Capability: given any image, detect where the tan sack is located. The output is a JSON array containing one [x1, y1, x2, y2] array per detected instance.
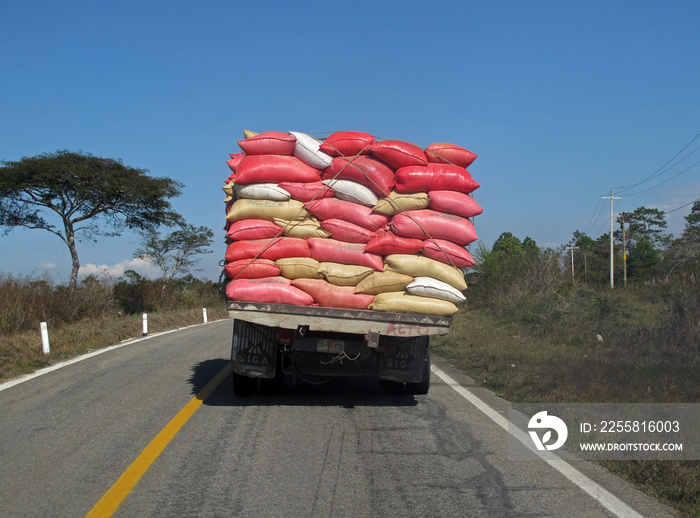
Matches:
[[276, 257, 321, 279], [385, 254, 467, 291], [355, 269, 415, 295], [273, 218, 330, 238], [318, 262, 374, 286], [369, 292, 459, 317], [372, 191, 430, 216], [225, 199, 309, 222]]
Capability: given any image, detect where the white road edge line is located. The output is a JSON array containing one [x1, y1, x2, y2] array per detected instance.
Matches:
[[431, 364, 645, 518], [0, 319, 227, 393]]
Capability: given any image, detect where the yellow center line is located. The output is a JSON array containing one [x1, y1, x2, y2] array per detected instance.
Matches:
[[86, 363, 232, 518]]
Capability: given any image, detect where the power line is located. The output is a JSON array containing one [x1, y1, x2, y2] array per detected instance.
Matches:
[[623, 157, 700, 196], [615, 130, 700, 193], [663, 198, 700, 215]]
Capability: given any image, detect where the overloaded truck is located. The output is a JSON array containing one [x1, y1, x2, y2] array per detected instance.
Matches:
[[227, 300, 451, 395], [222, 130, 481, 396]]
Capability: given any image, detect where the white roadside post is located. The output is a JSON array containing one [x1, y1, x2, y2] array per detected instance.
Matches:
[[142, 313, 148, 336], [203, 308, 208, 323], [40, 322, 50, 355]]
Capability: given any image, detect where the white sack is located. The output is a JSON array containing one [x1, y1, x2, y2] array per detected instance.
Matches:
[[289, 131, 333, 169], [322, 179, 378, 207], [406, 276, 466, 303], [234, 183, 291, 201]]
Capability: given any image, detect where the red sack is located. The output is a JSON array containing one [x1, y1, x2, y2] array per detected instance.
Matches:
[[291, 278, 375, 310], [226, 152, 244, 175], [237, 131, 296, 156], [391, 210, 478, 245], [225, 259, 281, 279], [236, 155, 322, 185], [226, 277, 315, 305], [424, 142, 478, 168], [395, 163, 480, 194], [428, 191, 483, 218], [307, 238, 384, 271], [365, 230, 424, 255], [323, 156, 394, 197], [278, 181, 335, 202], [320, 219, 375, 244], [225, 237, 312, 262], [305, 198, 389, 231], [319, 131, 375, 156], [422, 239, 476, 268], [226, 219, 283, 241], [369, 140, 428, 169]]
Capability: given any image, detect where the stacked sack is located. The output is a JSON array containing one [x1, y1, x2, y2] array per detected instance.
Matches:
[[223, 130, 482, 317]]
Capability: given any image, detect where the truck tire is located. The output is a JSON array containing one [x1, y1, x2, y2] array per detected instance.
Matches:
[[260, 352, 285, 395], [232, 372, 257, 396], [405, 347, 430, 395]]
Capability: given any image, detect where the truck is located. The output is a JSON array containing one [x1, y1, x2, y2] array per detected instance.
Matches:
[[227, 300, 452, 396]]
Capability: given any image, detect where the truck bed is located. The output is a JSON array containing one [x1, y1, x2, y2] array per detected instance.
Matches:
[[227, 300, 452, 337]]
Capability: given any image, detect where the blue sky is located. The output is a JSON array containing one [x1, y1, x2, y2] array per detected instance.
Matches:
[[1, 0, 699, 282]]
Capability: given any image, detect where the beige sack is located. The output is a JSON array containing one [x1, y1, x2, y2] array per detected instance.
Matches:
[[384, 254, 467, 291], [318, 262, 374, 286], [225, 199, 309, 222], [355, 269, 415, 295], [243, 129, 258, 139], [372, 191, 430, 216], [276, 257, 321, 279], [369, 291, 459, 317], [272, 218, 330, 239]]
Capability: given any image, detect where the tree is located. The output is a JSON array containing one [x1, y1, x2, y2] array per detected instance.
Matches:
[[0, 150, 183, 285], [662, 200, 700, 274], [617, 207, 670, 249], [134, 223, 214, 283]]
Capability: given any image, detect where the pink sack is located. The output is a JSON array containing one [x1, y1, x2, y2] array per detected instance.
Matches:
[[226, 152, 244, 175], [395, 163, 480, 194], [320, 219, 375, 244], [225, 259, 281, 279], [225, 237, 312, 262], [237, 131, 296, 156], [305, 198, 389, 231], [364, 230, 424, 255], [291, 278, 375, 310], [323, 156, 394, 197], [428, 190, 483, 218], [424, 142, 478, 168], [226, 277, 315, 305], [369, 140, 428, 169], [307, 238, 384, 271], [226, 219, 283, 241], [422, 239, 477, 268], [236, 155, 322, 185], [319, 131, 375, 156], [278, 181, 335, 202], [391, 210, 478, 245]]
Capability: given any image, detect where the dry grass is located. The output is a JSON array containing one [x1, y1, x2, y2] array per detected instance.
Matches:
[[0, 307, 228, 382], [432, 282, 699, 516]]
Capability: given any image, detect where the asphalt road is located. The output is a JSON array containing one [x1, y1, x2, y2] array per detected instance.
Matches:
[[0, 319, 676, 517]]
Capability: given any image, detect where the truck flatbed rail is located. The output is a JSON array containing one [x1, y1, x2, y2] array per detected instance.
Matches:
[[227, 300, 452, 337]]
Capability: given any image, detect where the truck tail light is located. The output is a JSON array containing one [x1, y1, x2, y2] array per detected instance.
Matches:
[[277, 330, 292, 345]]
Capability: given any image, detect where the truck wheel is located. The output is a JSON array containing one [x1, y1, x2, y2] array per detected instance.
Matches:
[[232, 372, 257, 396], [406, 348, 430, 395]]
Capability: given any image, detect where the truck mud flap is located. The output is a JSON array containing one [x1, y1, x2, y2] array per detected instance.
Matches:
[[231, 319, 278, 379], [378, 336, 429, 384]]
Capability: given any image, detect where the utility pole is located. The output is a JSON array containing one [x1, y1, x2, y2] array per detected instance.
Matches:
[[565, 246, 578, 284], [621, 216, 627, 287], [601, 188, 622, 288]]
